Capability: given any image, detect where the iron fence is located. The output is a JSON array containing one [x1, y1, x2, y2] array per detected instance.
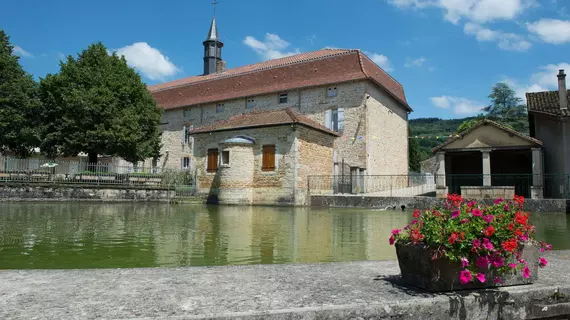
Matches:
[[0, 157, 196, 193], [308, 173, 570, 199]]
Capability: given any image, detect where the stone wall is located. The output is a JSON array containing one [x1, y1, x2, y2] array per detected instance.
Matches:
[[365, 82, 409, 175], [192, 126, 297, 205], [158, 108, 193, 170], [461, 186, 515, 200], [296, 127, 335, 205], [0, 184, 174, 202]]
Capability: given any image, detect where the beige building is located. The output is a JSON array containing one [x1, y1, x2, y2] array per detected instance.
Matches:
[[148, 17, 412, 204]]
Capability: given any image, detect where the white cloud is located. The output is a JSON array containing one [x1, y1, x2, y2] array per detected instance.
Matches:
[[364, 51, 394, 71], [114, 42, 180, 81], [387, 0, 536, 24], [464, 23, 532, 51], [528, 19, 570, 44], [430, 95, 487, 115], [57, 52, 66, 61], [404, 57, 427, 68], [503, 63, 570, 102], [243, 33, 300, 60], [13, 45, 34, 58]]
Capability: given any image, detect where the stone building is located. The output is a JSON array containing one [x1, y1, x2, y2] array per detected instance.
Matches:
[[148, 17, 412, 204], [527, 69, 570, 198]]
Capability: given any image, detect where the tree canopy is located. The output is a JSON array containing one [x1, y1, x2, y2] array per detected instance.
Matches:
[[39, 42, 163, 163], [0, 30, 41, 157], [408, 127, 427, 172], [483, 82, 527, 119]]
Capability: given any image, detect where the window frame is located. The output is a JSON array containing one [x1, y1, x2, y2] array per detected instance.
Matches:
[[246, 98, 255, 109], [216, 103, 225, 113], [261, 145, 276, 172], [182, 157, 191, 169], [327, 87, 338, 98], [207, 149, 219, 173], [279, 93, 288, 104], [221, 150, 230, 167]]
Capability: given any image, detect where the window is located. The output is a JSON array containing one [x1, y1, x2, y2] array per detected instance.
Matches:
[[216, 103, 224, 113], [183, 108, 191, 118], [325, 108, 344, 132], [221, 151, 230, 166], [246, 99, 255, 109], [327, 87, 338, 98], [207, 149, 219, 173], [279, 93, 288, 104], [262, 145, 276, 171], [182, 157, 191, 169]]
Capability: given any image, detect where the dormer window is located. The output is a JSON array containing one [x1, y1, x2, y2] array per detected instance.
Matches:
[[279, 93, 288, 104], [247, 99, 255, 109], [216, 103, 224, 113], [327, 87, 338, 98]]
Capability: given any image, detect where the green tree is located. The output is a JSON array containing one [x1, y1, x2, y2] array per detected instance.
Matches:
[[483, 82, 526, 119], [409, 128, 426, 172], [39, 42, 163, 164], [0, 30, 41, 157], [456, 118, 480, 134]]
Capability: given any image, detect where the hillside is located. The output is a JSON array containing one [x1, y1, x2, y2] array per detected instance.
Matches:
[[409, 116, 530, 159]]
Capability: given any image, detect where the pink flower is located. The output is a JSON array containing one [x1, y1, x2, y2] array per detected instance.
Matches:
[[459, 270, 472, 284], [451, 210, 460, 218], [503, 204, 509, 211], [483, 215, 494, 223], [472, 209, 483, 217], [546, 243, 552, 251], [508, 263, 517, 269], [520, 235, 529, 241], [476, 256, 489, 269], [523, 266, 531, 279], [411, 220, 419, 225], [472, 239, 482, 248], [494, 198, 504, 204], [540, 247, 545, 253], [493, 276, 503, 284], [391, 229, 401, 236], [491, 256, 505, 268], [461, 219, 470, 224], [467, 201, 476, 208], [389, 235, 395, 245], [539, 257, 548, 268], [482, 238, 494, 251], [461, 257, 469, 269], [476, 273, 486, 283]]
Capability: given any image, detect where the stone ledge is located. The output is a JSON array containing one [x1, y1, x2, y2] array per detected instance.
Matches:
[[0, 251, 568, 319]]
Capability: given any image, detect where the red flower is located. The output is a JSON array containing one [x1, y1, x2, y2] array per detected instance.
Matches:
[[501, 239, 518, 252], [484, 226, 495, 237], [515, 211, 529, 225], [413, 209, 421, 218], [507, 223, 515, 231], [448, 232, 460, 245], [514, 195, 525, 207], [514, 228, 523, 237], [410, 228, 424, 243]]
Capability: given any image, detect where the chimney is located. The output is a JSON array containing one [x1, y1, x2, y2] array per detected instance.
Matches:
[[216, 60, 226, 74], [559, 69, 568, 110]]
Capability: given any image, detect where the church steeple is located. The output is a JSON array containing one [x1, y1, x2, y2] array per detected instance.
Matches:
[[203, 16, 224, 75]]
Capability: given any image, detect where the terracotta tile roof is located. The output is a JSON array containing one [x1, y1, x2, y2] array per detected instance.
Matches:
[[189, 107, 340, 136], [432, 119, 542, 153], [526, 90, 570, 118], [149, 49, 411, 112]]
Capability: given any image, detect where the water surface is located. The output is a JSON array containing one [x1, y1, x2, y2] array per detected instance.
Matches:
[[0, 203, 567, 269]]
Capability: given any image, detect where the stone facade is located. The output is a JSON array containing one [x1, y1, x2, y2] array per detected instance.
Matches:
[[0, 185, 174, 202], [192, 125, 335, 206], [158, 80, 409, 178]]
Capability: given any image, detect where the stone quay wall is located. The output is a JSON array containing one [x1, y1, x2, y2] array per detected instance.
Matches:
[[0, 184, 174, 202], [311, 195, 570, 213]]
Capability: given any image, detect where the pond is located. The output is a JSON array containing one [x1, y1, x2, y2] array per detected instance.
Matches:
[[0, 203, 568, 269]]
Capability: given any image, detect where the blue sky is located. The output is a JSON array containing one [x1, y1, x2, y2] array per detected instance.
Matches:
[[2, 0, 570, 119]]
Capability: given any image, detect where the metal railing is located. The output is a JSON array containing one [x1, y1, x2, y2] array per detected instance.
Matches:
[[308, 173, 570, 199], [0, 157, 195, 192]]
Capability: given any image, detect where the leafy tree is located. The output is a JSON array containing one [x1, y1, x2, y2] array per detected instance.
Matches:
[[483, 82, 526, 119], [39, 42, 162, 164], [409, 128, 427, 172], [0, 30, 41, 157]]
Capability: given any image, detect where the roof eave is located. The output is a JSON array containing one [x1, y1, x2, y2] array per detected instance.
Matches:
[[190, 122, 340, 137]]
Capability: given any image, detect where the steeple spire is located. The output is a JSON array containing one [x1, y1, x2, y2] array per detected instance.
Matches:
[[203, 0, 224, 75]]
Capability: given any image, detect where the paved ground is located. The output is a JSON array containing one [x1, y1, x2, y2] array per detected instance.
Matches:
[[1, 251, 569, 320]]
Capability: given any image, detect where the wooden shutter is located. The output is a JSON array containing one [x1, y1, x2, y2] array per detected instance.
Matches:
[[207, 149, 218, 172], [262, 145, 275, 171]]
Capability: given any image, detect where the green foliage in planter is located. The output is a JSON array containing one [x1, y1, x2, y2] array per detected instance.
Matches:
[[390, 194, 552, 285]]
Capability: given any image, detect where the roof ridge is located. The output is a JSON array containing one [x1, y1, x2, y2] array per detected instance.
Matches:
[[358, 51, 403, 87], [149, 49, 358, 93]]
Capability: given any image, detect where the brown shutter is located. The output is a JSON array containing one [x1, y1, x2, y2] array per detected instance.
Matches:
[[207, 149, 218, 172], [262, 145, 275, 171]]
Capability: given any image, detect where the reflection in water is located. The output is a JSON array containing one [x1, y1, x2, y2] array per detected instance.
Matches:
[[0, 203, 567, 269]]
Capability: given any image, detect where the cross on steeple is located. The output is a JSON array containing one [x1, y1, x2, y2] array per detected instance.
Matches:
[[203, 0, 224, 75]]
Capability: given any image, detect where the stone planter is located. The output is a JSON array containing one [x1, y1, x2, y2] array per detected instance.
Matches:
[[395, 241, 539, 292]]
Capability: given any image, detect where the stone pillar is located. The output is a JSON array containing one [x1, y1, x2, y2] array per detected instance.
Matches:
[[435, 152, 447, 198], [531, 148, 544, 199], [482, 150, 491, 187]]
